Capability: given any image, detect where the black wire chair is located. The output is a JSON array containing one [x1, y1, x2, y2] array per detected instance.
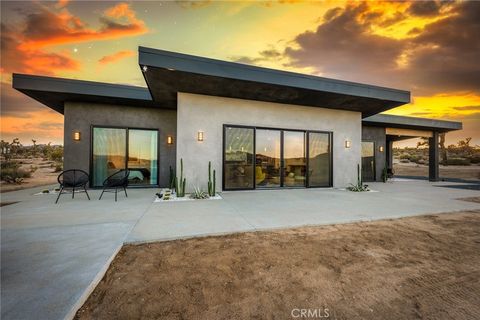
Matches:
[[99, 169, 130, 201], [55, 169, 91, 204]]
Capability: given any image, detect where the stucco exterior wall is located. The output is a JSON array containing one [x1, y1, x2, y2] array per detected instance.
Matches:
[[177, 93, 361, 192], [64, 102, 177, 187], [361, 125, 386, 182]]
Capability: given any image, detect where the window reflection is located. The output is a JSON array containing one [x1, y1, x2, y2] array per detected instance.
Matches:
[[255, 129, 281, 188], [284, 131, 306, 187], [308, 132, 331, 187], [224, 127, 254, 189]]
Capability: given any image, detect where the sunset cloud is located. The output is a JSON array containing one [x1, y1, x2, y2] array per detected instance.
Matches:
[[19, 3, 147, 50], [98, 50, 135, 65], [0, 2, 147, 77], [283, 1, 480, 96]]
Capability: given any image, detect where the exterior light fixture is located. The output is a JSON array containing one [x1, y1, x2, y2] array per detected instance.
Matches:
[[379, 146, 384, 152], [167, 135, 173, 145], [142, 65, 148, 72], [345, 140, 351, 148], [197, 131, 204, 142], [73, 131, 81, 141]]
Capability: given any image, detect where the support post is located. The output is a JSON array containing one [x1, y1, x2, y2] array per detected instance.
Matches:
[[386, 140, 393, 169], [429, 132, 439, 181]]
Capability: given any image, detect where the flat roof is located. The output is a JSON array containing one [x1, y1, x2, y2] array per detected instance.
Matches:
[[363, 114, 462, 133], [139, 47, 411, 117], [12, 73, 157, 114]]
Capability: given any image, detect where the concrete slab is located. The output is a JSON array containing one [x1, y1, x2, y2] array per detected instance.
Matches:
[[1, 185, 154, 320], [127, 180, 480, 243], [1, 180, 479, 320]]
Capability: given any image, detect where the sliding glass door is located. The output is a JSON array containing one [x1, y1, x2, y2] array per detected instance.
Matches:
[[308, 132, 331, 187], [92, 127, 159, 187], [128, 129, 158, 185], [284, 131, 306, 187], [224, 126, 254, 190], [92, 128, 127, 187], [223, 125, 332, 190], [255, 129, 281, 188], [361, 141, 375, 182]]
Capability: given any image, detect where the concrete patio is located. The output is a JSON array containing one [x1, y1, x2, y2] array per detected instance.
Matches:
[[1, 180, 480, 320]]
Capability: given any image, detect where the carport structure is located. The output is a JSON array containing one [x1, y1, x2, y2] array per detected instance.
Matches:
[[362, 114, 462, 181]]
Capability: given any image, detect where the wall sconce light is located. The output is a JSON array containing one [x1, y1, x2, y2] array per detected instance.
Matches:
[[197, 131, 204, 142], [167, 135, 173, 145], [345, 140, 351, 148], [379, 146, 384, 152], [73, 131, 81, 141]]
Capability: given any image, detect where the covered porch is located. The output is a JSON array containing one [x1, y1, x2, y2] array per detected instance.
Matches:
[[363, 114, 462, 181]]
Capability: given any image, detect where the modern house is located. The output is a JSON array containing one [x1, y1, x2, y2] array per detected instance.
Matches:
[[12, 46, 462, 192]]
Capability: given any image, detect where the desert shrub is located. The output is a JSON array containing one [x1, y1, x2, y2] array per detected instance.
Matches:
[[446, 158, 471, 166], [470, 153, 480, 164], [400, 159, 409, 163], [30, 165, 38, 173], [409, 155, 422, 163], [53, 164, 63, 172], [399, 154, 411, 160], [49, 148, 63, 162], [1, 162, 31, 182]]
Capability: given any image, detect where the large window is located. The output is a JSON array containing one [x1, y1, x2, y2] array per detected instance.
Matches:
[[308, 132, 331, 187], [223, 125, 332, 190], [92, 127, 158, 187], [255, 129, 281, 188], [284, 131, 306, 187], [128, 129, 158, 186], [224, 126, 254, 190]]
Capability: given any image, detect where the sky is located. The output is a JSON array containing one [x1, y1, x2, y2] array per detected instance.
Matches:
[[1, 0, 479, 147]]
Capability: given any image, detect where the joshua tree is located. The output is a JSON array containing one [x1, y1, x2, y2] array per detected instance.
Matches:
[[31, 139, 37, 157]]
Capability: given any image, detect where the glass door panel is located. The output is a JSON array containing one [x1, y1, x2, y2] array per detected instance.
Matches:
[[224, 126, 254, 189], [308, 132, 331, 187], [128, 129, 158, 185], [255, 129, 281, 188], [92, 128, 127, 187], [283, 131, 306, 187], [361, 141, 375, 182]]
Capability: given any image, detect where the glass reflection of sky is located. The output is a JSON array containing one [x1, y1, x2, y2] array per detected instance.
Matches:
[[284, 131, 305, 159], [256, 129, 280, 158], [309, 134, 329, 157]]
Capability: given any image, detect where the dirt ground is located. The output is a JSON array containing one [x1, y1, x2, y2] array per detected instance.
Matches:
[[0, 158, 58, 193], [394, 163, 480, 181], [76, 209, 480, 320]]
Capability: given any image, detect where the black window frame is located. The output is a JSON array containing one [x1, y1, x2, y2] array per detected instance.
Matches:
[[90, 125, 160, 188], [222, 124, 333, 191]]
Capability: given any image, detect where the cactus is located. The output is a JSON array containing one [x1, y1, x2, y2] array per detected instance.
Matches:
[[347, 163, 369, 192], [175, 158, 186, 197], [169, 166, 176, 189], [207, 161, 216, 197]]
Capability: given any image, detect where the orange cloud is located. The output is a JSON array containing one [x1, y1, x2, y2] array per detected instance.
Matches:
[[98, 50, 135, 65], [1, 2, 147, 77], [18, 3, 147, 51]]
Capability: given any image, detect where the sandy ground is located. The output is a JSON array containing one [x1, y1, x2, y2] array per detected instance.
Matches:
[[0, 158, 58, 193], [394, 162, 480, 181], [76, 209, 480, 320]]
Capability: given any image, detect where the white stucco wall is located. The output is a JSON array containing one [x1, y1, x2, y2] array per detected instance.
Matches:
[[177, 92, 361, 192]]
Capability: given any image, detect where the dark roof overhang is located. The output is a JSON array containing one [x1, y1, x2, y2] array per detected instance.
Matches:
[[12, 73, 158, 114], [138, 47, 411, 118], [362, 114, 462, 133]]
